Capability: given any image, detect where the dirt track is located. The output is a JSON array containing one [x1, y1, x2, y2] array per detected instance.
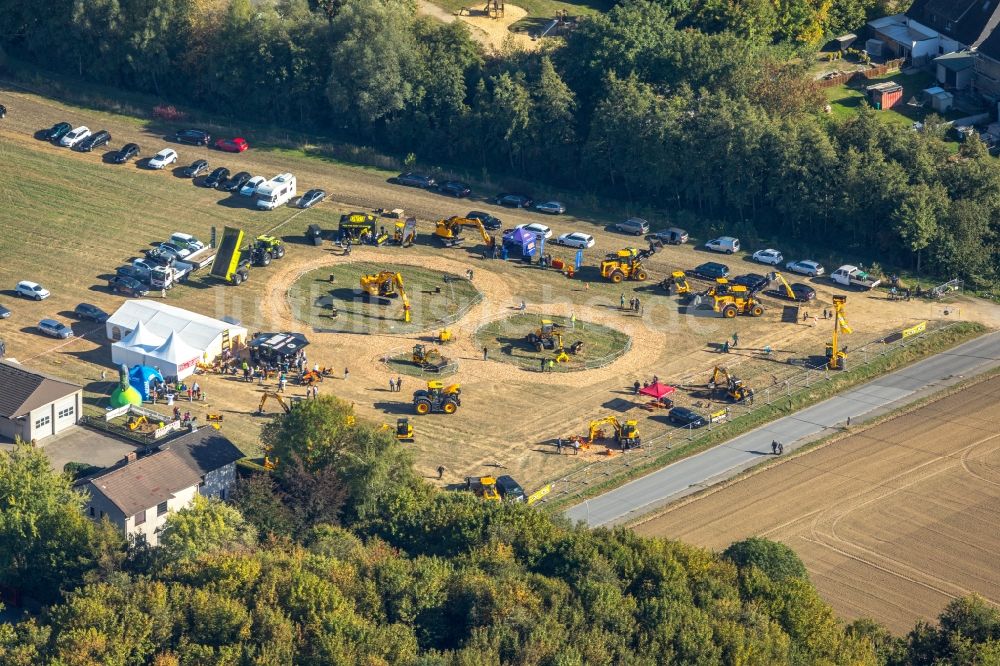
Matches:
[[634, 378, 1000, 633]]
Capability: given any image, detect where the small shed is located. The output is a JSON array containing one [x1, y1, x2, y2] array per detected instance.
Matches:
[[867, 81, 904, 110], [824, 33, 857, 52], [923, 86, 954, 113], [934, 51, 974, 89]]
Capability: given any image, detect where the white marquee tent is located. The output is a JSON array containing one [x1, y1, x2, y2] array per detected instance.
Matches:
[[107, 300, 247, 380]]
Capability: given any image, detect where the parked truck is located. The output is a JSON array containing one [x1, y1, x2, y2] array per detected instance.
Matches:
[[831, 265, 880, 290]]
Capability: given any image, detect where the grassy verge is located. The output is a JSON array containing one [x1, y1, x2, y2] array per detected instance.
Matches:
[[543, 321, 989, 511]]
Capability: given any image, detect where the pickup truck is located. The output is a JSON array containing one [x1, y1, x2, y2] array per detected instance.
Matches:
[[830, 265, 880, 290], [124, 259, 193, 290]]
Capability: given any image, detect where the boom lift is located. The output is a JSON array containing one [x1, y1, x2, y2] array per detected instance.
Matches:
[[359, 271, 412, 322], [709, 366, 754, 403], [600, 243, 660, 283], [587, 416, 641, 450], [826, 295, 851, 370], [412, 380, 462, 415], [434, 216, 495, 248], [257, 391, 291, 415]]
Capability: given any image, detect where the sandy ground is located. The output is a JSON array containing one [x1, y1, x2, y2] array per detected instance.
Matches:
[[416, 1, 538, 51], [1, 84, 998, 491], [634, 378, 1000, 633]]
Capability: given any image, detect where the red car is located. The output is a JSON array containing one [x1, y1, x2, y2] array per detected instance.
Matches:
[[215, 137, 249, 152]]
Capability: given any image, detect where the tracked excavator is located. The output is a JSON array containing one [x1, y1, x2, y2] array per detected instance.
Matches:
[[587, 416, 641, 450], [257, 391, 291, 415], [359, 270, 412, 322], [411, 344, 450, 372], [434, 216, 496, 248], [708, 366, 754, 403]]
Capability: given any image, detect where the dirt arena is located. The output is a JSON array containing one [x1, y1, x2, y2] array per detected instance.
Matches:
[[634, 377, 1000, 633]]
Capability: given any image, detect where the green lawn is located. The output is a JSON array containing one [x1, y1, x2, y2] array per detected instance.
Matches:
[[430, 0, 612, 19], [825, 70, 963, 129]]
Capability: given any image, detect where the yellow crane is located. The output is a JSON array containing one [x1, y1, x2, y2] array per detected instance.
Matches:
[[359, 270, 411, 322], [826, 295, 852, 370], [587, 416, 641, 450], [434, 216, 495, 248]]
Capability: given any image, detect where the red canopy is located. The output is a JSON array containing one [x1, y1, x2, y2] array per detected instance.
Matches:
[[639, 381, 675, 400]]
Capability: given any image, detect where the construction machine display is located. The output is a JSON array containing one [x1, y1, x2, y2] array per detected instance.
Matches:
[[434, 216, 496, 248], [359, 271, 412, 322], [411, 344, 450, 372], [600, 242, 660, 283], [711, 284, 764, 318], [250, 235, 286, 266], [709, 366, 754, 403], [526, 319, 560, 352], [381, 417, 414, 441], [826, 295, 851, 370], [660, 270, 690, 295], [587, 416, 642, 450], [256, 391, 291, 415], [465, 476, 501, 502], [210, 226, 251, 285], [412, 380, 462, 415]]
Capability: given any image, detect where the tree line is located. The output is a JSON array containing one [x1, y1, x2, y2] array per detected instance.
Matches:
[[1, 396, 1000, 664], [1, 0, 996, 283]]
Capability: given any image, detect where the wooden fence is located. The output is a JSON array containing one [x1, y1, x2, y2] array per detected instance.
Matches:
[[817, 58, 906, 88]]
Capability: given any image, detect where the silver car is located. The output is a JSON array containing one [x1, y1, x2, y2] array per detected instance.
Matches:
[[614, 218, 649, 235]]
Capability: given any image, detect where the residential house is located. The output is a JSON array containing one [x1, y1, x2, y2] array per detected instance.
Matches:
[[867, 0, 1000, 66], [0, 359, 82, 442], [975, 27, 1000, 100], [84, 426, 244, 545]]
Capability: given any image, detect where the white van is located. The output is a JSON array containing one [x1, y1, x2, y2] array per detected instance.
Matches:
[[256, 173, 297, 210], [704, 236, 740, 254]]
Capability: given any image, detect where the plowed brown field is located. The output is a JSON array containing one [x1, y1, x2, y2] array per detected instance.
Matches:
[[634, 377, 1000, 633]]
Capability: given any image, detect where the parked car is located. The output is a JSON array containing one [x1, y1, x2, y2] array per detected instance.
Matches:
[[534, 200, 566, 215], [215, 137, 248, 152], [691, 262, 730, 280], [38, 319, 74, 339], [113, 143, 140, 164], [787, 283, 816, 301], [41, 121, 72, 141], [299, 189, 327, 208], [77, 129, 111, 152], [649, 227, 688, 244], [466, 211, 502, 230], [614, 218, 649, 235], [169, 232, 205, 252], [74, 303, 109, 322], [0, 304, 10, 319], [183, 159, 209, 178], [59, 125, 91, 147], [704, 236, 740, 254], [15, 280, 50, 300], [785, 259, 825, 277], [752, 248, 783, 265], [108, 275, 149, 297], [668, 406, 708, 428], [395, 172, 435, 188], [156, 242, 191, 260], [494, 475, 526, 503], [514, 222, 552, 239], [437, 180, 471, 197], [495, 193, 533, 208], [203, 167, 230, 188], [222, 171, 252, 192], [174, 128, 211, 145], [731, 273, 770, 293], [240, 175, 266, 196], [555, 232, 595, 248], [148, 148, 178, 169]]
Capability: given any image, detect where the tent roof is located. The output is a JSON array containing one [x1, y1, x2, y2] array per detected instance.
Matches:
[[108, 300, 246, 351], [119, 320, 164, 349], [151, 331, 201, 363], [639, 381, 675, 400]]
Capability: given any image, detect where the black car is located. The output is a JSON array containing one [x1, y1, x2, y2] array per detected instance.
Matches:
[[668, 407, 708, 428], [495, 475, 526, 503], [731, 273, 770, 293], [108, 275, 149, 297], [174, 128, 211, 145], [395, 172, 436, 188], [223, 171, 252, 192], [692, 262, 730, 280], [299, 189, 327, 208], [113, 143, 140, 164], [42, 121, 72, 142], [203, 167, 230, 188], [773, 283, 817, 302], [495, 193, 533, 208], [466, 211, 502, 230], [77, 129, 111, 152], [437, 180, 471, 197], [183, 159, 209, 178], [74, 303, 109, 322]]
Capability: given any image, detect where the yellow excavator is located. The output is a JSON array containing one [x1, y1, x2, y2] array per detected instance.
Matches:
[[434, 216, 495, 248], [709, 366, 754, 403], [600, 244, 659, 283], [553, 332, 583, 363], [359, 270, 411, 323], [380, 417, 414, 441], [826, 295, 852, 370], [412, 343, 450, 372], [257, 391, 291, 415], [767, 271, 798, 301], [127, 415, 149, 431], [587, 416, 642, 450]]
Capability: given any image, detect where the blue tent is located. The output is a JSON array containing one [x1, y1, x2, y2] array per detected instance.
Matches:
[[129, 365, 165, 400], [502, 227, 538, 258]]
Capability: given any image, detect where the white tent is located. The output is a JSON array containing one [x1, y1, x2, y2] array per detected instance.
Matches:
[[107, 300, 247, 379]]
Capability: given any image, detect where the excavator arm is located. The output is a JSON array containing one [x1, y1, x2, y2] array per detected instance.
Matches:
[[394, 272, 412, 323], [768, 271, 796, 300], [587, 416, 621, 443], [459, 218, 494, 246]]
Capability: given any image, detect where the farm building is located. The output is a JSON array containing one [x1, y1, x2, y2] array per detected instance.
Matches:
[[0, 359, 82, 442], [106, 300, 247, 380], [867, 81, 904, 109]]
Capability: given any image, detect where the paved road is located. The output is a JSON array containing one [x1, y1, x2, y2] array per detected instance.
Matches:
[[565, 331, 1000, 527]]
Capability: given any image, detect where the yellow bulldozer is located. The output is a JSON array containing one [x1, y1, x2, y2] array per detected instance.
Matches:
[[434, 216, 495, 249], [709, 366, 754, 403], [587, 416, 642, 450], [412, 380, 461, 415], [359, 270, 411, 323]]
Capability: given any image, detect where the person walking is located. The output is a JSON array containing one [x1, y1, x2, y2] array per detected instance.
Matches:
[[278, 372, 286, 393], [437, 465, 445, 480], [343, 367, 349, 381], [778, 442, 784, 455], [483, 346, 488, 361], [732, 332, 739, 348], [722, 340, 730, 353], [389, 378, 396, 392], [187, 386, 193, 402], [547, 359, 555, 373], [772, 440, 778, 455], [620, 293, 626, 310], [540, 357, 546, 372], [633, 380, 641, 394], [396, 377, 402, 394], [572, 440, 579, 455], [556, 437, 563, 454]]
